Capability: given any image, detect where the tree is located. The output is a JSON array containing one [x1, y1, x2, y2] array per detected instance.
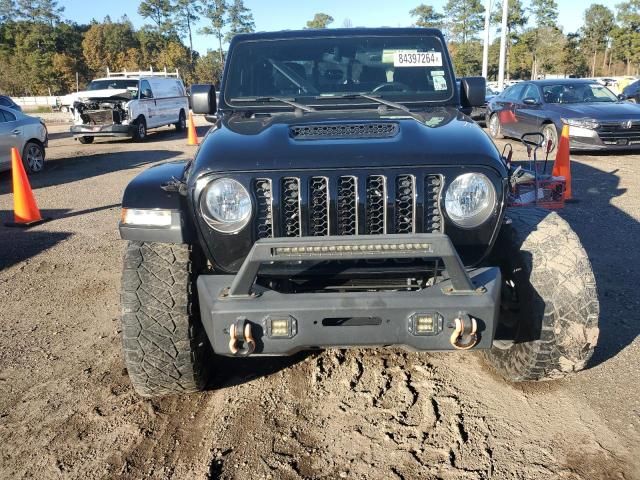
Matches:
[[409, 4, 443, 29], [306, 13, 333, 29], [581, 4, 615, 77], [528, 0, 558, 28], [225, 0, 254, 42], [612, 0, 640, 75], [194, 49, 224, 85], [138, 0, 175, 37], [82, 18, 139, 74], [443, 0, 484, 43], [174, 0, 202, 65], [17, 0, 64, 26], [342, 18, 353, 28], [449, 41, 483, 75], [562, 32, 588, 77], [200, 0, 227, 64]]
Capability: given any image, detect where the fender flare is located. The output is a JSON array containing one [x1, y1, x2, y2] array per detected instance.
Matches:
[[119, 161, 195, 244]]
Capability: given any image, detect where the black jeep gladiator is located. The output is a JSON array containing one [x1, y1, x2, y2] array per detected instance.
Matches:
[[118, 28, 599, 397]]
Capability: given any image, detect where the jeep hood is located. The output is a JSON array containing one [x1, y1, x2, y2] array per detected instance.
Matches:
[[192, 108, 503, 176]]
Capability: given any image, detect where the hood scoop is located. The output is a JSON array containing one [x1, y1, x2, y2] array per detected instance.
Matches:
[[290, 122, 399, 140]]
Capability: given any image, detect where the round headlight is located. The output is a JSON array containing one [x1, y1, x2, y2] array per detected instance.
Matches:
[[444, 173, 496, 228], [201, 178, 252, 233]]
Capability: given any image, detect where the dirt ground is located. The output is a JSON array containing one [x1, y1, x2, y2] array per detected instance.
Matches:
[[1, 120, 639, 480]]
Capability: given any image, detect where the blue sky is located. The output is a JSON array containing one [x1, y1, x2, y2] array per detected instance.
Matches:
[[59, 0, 622, 54]]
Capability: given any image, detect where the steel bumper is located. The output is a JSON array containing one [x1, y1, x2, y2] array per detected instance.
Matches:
[[197, 234, 501, 356], [70, 124, 133, 138]]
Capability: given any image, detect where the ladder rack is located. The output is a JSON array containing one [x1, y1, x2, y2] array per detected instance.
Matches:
[[105, 67, 180, 78]]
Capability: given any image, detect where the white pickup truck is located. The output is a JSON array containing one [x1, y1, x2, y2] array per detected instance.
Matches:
[[69, 70, 190, 143]]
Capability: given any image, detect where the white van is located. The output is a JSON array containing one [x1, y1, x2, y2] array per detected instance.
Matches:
[[69, 69, 190, 143]]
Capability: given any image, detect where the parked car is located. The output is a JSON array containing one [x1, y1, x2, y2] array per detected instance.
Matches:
[[620, 79, 640, 103], [0, 95, 23, 112], [0, 105, 47, 173], [486, 79, 640, 151], [69, 70, 189, 143], [117, 27, 599, 398]]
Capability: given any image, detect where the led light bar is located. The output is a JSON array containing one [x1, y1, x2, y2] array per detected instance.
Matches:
[[272, 242, 433, 257], [121, 208, 173, 227]]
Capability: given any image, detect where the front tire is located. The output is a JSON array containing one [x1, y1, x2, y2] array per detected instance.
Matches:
[[485, 208, 599, 381], [132, 116, 147, 142], [120, 242, 212, 397], [78, 136, 94, 144]]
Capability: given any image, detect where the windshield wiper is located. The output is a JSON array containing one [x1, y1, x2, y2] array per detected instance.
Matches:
[[326, 93, 422, 120], [229, 97, 316, 112]]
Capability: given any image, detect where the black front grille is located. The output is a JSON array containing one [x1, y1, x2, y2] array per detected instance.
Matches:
[[253, 171, 443, 239], [290, 123, 399, 140], [598, 121, 640, 134], [597, 122, 640, 144]]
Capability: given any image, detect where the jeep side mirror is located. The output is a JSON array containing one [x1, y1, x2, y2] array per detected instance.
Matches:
[[191, 84, 217, 116], [522, 97, 540, 106], [460, 77, 486, 108]]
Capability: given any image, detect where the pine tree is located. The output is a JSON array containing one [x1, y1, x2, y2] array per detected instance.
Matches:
[[225, 0, 254, 42], [443, 0, 484, 43]]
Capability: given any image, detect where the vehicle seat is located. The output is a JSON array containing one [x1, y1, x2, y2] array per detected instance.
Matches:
[[359, 66, 387, 85], [283, 62, 307, 81], [393, 67, 430, 91]]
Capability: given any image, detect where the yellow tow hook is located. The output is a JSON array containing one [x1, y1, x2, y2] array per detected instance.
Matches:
[[450, 316, 479, 350], [228, 319, 256, 356]]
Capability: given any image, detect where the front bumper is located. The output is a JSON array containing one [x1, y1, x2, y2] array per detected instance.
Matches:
[[70, 123, 133, 138], [197, 234, 501, 356], [569, 126, 640, 151]]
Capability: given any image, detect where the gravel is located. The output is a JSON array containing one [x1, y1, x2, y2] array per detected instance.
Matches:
[[0, 122, 638, 479]]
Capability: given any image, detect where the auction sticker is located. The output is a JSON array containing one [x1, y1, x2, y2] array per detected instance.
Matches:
[[394, 51, 442, 67]]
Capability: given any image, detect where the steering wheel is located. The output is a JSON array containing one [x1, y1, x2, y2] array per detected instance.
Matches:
[[372, 82, 410, 93]]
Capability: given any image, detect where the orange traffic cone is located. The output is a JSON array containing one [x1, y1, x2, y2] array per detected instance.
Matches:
[[552, 124, 572, 200], [5, 147, 49, 228], [187, 111, 199, 146]]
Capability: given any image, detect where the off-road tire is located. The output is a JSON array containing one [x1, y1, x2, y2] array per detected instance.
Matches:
[[485, 208, 599, 381], [78, 136, 94, 144], [132, 116, 147, 142], [489, 113, 504, 139], [120, 241, 212, 397], [175, 109, 186, 131]]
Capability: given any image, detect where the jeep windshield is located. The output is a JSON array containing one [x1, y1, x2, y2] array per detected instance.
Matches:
[[224, 34, 454, 109]]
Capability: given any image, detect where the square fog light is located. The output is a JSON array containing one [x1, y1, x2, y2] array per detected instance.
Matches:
[[266, 315, 297, 338], [410, 312, 443, 336]]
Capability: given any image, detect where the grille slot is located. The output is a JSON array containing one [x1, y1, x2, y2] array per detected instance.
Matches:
[[290, 123, 399, 140], [395, 175, 415, 234], [424, 175, 443, 233], [281, 177, 301, 237], [309, 177, 329, 236], [255, 179, 273, 239], [366, 175, 386, 234], [337, 176, 358, 235]]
